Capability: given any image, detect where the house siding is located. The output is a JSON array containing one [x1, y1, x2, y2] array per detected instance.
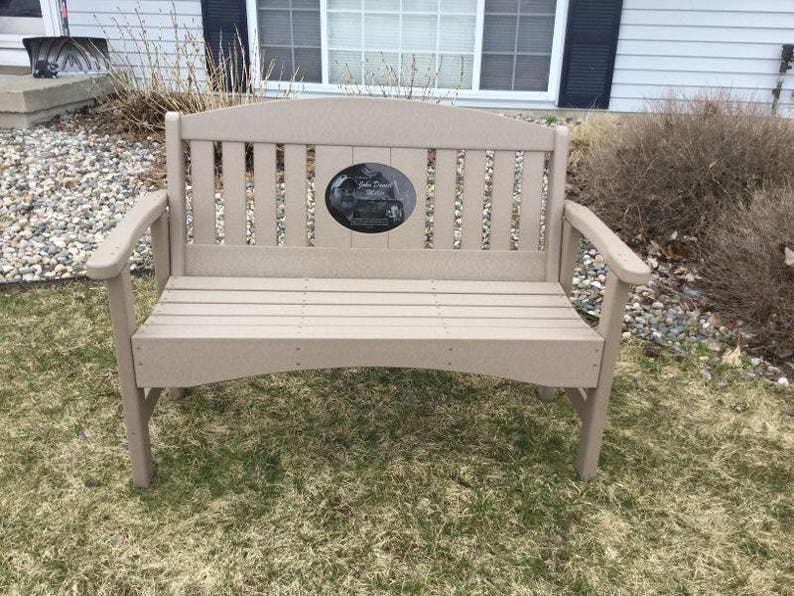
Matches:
[[66, 0, 204, 76], [611, 0, 794, 115]]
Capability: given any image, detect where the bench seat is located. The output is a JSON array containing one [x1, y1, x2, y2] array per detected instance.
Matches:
[[131, 276, 604, 389]]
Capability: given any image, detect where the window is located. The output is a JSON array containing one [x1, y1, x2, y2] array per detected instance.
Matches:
[[0, 0, 42, 18], [327, 0, 476, 89], [481, 0, 556, 91], [253, 0, 562, 95], [258, 0, 322, 82]]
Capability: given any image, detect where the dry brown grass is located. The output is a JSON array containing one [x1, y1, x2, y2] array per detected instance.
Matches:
[[1, 278, 793, 594], [571, 94, 794, 243], [700, 185, 794, 359]]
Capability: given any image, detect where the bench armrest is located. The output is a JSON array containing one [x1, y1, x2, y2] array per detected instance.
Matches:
[[563, 201, 651, 286], [86, 190, 169, 281]]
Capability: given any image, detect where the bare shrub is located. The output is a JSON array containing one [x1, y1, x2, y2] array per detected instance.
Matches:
[[573, 93, 794, 243], [700, 185, 794, 358], [336, 52, 462, 103], [100, 9, 299, 133]]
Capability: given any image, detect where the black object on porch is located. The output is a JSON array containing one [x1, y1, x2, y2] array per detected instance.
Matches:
[[23, 36, 110, 77]]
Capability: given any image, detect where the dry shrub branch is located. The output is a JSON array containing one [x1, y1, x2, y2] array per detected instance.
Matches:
[[700, 185, 794, 358], [99, 7, 299, 133], [572, 94, 794, 242]]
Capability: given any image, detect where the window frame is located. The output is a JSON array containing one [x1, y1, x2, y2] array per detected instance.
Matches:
[[246, 0, 569, 104]]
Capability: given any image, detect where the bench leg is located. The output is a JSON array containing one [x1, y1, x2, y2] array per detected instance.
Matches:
[[120, 385, 154, 488], [106, 271, 154, 488], [537, 386, 558, 402], [574, 272, 630, 480], [169, 387, 185, 400], [575, 383, 610, 480]]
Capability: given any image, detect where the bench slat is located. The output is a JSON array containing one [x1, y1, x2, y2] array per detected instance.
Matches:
[[544, 127, 568, 276], [314, 145, 353, 248], [253, 143, 277, 246], [461, 150, 486, 250], [388, 148, 427, 249], [490, 150, 517, 250], [222, 141, 247, 245], [166, 277, 564, 294], [158, 289, 572, 307], [518, 151, 545, 252], [152, 303, 582, 319], [190, 140, 216, 245], [145, 315, 587, 328], [136, 324, 596, 340], [432, 149, 458, 249], [284, 144, 308, 247], [184, 245, 547, 280]]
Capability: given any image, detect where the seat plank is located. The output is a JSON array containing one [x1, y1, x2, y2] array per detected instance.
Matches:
[[158, 289, 571, 307], [166, 276, 565, 295], [152, 302, 582, 320], [145, 315, 588, 328]]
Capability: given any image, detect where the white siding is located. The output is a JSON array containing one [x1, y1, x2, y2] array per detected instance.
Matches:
[[66, 0, 204, 80], [611, 0, 794, 116]]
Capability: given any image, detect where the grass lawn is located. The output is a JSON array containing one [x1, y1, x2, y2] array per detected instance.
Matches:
[[1, 276, 793, 595]]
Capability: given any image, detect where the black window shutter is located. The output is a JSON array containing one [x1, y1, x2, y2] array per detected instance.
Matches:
[[558, 0, 623, 109], [201, 0, 250, 89]]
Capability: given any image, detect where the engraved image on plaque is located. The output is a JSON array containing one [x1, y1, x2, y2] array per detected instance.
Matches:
[[325, 163, 416, 234]]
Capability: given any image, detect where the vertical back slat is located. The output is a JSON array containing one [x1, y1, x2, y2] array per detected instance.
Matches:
[[461, 150, 486, 250], [490, 151, 516, 250], [544, 127, 569, 280], [314, 145, 353, 248], [518, 151, 545, 252], [222, 141, 247, 245], [283, 144, 308, 247], [433, 149, 457, 249], [253, 143, 277, 246], [388, 148, 427, 249], [165, 112, 185, 275], [190, 140, 216, 245], [351, 146, 390, 248]]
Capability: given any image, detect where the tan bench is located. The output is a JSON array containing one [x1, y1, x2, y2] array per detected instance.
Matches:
[[86, 98, 650, 488]]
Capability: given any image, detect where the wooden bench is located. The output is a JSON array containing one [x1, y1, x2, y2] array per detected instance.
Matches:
[[86, 98, 650, 488]]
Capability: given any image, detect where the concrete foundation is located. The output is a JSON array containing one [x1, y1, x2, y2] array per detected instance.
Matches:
[[0, 74, 112, 129]]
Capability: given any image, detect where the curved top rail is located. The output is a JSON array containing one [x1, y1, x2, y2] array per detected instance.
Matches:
[[176, 97, 555, 151]]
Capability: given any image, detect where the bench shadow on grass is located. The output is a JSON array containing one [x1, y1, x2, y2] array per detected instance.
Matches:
[[144, 365, 598, 527]]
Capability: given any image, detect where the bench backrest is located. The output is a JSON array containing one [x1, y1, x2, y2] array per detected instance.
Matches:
[[165, 98, 568, 282]]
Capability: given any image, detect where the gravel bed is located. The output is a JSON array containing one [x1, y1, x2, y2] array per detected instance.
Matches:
[[0, 121, 161, 283], [1, 115, 788, 385]]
